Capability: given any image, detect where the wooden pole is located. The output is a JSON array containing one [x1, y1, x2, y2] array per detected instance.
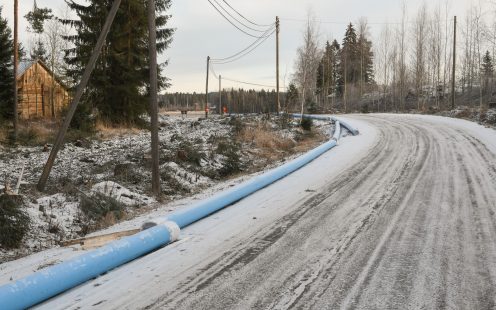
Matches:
[[37, 0, 122, 191], [148, 0, 160, 196], [451, 16, 457, 110], [205, 56, 210, 118], [219, 74, 222, 115], [276, 16, 280, 114], [13, 0, 18, 141]]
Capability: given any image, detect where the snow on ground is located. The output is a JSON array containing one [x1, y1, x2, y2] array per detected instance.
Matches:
[[0, 114, 331, 262], [0, 116, 370, 291], [13, 114, 496, 310]]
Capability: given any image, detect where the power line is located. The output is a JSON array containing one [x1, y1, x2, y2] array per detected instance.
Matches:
[[222, 77, 280, 89], [211, 64, 283, 89], [280, 17, 448, 26], [211, 0, 269, 33], [211, 27, 276, 64], [211, 25, 275, 62], [221, 0, 273, 28], [206, 0, 266, 38]]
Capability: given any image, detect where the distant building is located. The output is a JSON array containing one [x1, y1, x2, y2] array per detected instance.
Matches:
[[16, 59, 70, 119]]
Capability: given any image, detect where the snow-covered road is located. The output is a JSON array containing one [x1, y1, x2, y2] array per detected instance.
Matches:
[[4, 114, 496, 309]]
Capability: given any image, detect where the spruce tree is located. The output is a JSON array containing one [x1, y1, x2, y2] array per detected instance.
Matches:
[[0, 6, 14, 121], [482, 51, 494, 95], [317, 40, 340, 102], [62, 0, 174, 125], [25, 0, 52, 61], [340, 23, 359, 86], [357, 32, 374, 86]]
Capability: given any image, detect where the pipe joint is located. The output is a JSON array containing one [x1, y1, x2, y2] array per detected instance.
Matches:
[[142, 219, 180, 242]]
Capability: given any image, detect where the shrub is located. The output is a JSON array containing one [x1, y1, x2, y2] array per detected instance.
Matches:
[[278, 113, 292, 129], [79, 192, 125, 223], [300, 118, 313, 131], [176, 140, 205, 166], [0, 195, 30, 249], [216, 141, 242, 177], [229, 116, 245, 134]]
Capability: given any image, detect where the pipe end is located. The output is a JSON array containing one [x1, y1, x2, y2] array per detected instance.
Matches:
[[142, 219, 181, 242]]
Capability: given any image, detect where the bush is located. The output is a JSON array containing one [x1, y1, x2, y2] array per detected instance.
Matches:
[[66, 103, 96, 134], [176, 140, 205, 166], [300, 118, 313, 131], [0, 195, 30, 249], [278, 113, 292, 129], [79, 192, 125, 223], [216, 141, 242, 176], [229, 116, 245, 134]]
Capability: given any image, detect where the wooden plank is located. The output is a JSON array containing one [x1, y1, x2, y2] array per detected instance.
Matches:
[[61, 229, 141, 249]]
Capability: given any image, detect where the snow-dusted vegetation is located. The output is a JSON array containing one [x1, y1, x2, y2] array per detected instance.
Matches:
[[0, 114, 330, 262]]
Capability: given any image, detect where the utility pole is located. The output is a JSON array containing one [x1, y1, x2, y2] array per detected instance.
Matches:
[[205, 56, 210, 118], [276, 16, 280, 114], [451, 16, 457, 110], [148, 0, 160, 196], [37, 0, 122, 191], [219, 75, 222, 115], [13, 0, 18, 142]]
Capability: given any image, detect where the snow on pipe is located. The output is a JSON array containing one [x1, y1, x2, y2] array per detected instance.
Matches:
[[330, 116, 359, 136], [332, 121, 341, 141], [290, 114, 359, 136], [0, 130, 341, 309], [0, 222, 180, 310]]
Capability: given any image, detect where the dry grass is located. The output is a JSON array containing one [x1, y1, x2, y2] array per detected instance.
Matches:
[[0, 126, 8, 144], [95, 119, 143, 140], [0, 120, 59, 146], [238, 125, 295, 152]]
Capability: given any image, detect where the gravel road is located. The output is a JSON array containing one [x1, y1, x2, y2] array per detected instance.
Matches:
[[34, 115, 496, 309]]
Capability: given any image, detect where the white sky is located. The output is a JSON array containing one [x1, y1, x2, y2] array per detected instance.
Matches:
[[0, 0, 488, 92]]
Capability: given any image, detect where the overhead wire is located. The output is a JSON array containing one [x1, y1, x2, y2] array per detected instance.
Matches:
[[206, 0, 269, 38], [211, 27, 276, 64], [211, 65, 284, 89], [206, 0, 279, 91], [211, 25, 275, 63], [211, 0, 270, 33], [220, 0, 274, 27]]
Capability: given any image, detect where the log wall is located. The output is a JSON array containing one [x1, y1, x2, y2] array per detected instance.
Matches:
[[17, 62, 70, 120]]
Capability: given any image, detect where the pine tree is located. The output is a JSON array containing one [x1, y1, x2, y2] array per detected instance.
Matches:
[[357, 33, 374, 85], [0, 6, 14, 120], [62, 0, 174, 125], [25, 0, 52, 61], [30, 40, 47, 61], [481, 51, 494, 95], [340, 23, 359, 86], [317, 40, 340, 107]]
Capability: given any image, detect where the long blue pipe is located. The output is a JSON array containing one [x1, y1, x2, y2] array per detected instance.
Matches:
[[0, 115, 355, 309], [0, 225, 177, 310], [290, 114, 359, 136], [154, 139, 337, 228]]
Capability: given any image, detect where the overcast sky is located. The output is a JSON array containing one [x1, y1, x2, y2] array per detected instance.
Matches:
[[0, 0, 488, 93]]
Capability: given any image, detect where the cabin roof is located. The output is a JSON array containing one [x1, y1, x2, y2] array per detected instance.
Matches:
[[17, 60, 36, 77], [16, 59, 68, 90]]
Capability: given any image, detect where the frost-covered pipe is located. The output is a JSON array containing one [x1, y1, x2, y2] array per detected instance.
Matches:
[[0, 115, 356, 309], [290, 113, 359, 136], [0, 222, 180, 310], [330, 116, 359, 136], [332, 121, 341, 141], [146, 139, 337, 229]]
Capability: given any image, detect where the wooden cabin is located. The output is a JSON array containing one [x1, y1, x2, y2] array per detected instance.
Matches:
[[16, 59, 70, 120]]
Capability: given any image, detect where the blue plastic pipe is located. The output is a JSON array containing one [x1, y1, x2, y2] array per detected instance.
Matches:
[[330, 116, 359, 136], [290, 114, 359, 136], [153, 139, 337, 228], [0, 224, 178, 310], [0, 114, 356, 309]]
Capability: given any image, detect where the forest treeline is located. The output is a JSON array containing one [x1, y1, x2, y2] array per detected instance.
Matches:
[[2, 2, 496, 127], [0, 0, 174, 129]]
